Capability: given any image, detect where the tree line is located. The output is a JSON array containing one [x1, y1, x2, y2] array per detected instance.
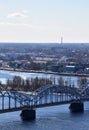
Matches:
[[6, 76, 52, 91], [0, 76, 88, 92]]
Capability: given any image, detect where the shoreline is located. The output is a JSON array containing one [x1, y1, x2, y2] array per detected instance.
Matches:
[[0, 68, 89, 77]]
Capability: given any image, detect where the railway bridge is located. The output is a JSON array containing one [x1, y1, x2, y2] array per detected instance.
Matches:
[[0, 84, 89, 120]]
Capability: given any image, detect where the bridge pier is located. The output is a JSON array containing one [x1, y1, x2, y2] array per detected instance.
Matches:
[[69, 101, 84, 113], [20, 109, 36, 121]]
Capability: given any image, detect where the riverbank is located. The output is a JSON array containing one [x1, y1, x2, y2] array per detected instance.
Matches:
[[0, 67, 89, 77]]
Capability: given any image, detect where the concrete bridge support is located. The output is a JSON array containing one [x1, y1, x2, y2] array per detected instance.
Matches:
[[20, 109, 36, 121], [69, 102, 84, 112]]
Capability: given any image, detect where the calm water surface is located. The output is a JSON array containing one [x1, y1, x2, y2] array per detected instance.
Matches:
[[0, 103, 89, 130]]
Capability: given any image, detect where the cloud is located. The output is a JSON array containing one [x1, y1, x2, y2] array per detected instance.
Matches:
[[7, 12, 28, 19], [0, 22, 32, 28]]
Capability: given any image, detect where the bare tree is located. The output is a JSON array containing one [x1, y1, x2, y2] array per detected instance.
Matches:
[[77, 77, 87, 90], [58, 76, 64, 86]]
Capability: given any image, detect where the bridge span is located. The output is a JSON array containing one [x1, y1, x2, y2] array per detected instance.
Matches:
[[0, 84, 89, 120]]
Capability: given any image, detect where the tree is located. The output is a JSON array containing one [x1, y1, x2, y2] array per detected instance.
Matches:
[[64, 77, 72, 87], [58, 76, 64, 86], [77, 77, 87, 90]]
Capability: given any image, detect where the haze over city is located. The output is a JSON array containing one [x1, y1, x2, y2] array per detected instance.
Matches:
[[0, 0, 89, 43]]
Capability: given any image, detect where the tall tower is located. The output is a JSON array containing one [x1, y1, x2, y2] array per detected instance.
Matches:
[[61, 37, 63, 44]]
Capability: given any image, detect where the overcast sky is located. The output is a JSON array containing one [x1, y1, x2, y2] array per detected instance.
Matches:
[[0, 0, 89, 43]]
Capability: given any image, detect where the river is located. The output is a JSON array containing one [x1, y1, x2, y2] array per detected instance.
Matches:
[[0, 70, 89, 130], [0, 103, 89, 130]]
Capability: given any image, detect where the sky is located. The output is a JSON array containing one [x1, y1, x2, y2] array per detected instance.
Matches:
[[0, 0, 89, 43]]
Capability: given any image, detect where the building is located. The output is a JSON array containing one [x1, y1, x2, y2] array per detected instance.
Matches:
[[64, 65, 76, 73]]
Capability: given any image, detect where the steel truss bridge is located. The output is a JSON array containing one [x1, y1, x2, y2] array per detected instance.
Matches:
[[0, 84, 89, 113]]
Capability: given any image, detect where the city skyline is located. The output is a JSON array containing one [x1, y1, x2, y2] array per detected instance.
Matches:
[[0, 0, 89, 43]]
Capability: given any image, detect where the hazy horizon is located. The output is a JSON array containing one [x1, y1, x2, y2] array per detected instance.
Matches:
[[0, 42, 89, 44]]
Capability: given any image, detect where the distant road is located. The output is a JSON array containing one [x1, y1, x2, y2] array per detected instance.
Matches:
[[0, 67, 89, 77]]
